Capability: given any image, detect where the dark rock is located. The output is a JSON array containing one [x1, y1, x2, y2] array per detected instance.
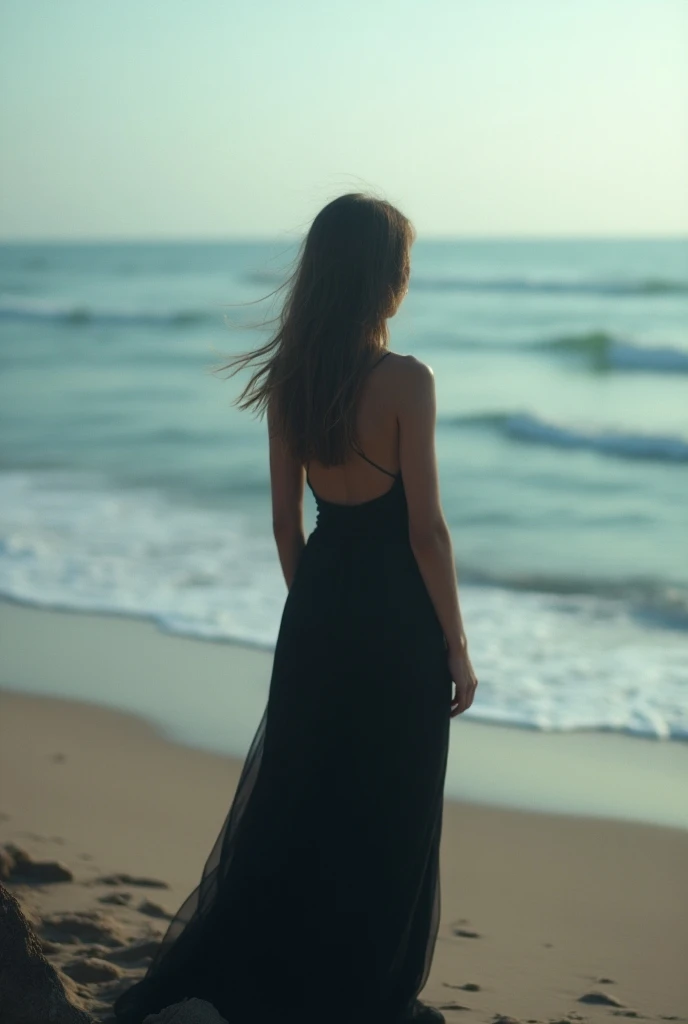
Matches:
[[0, 882, 93, 1023], [579, 990, 625, 1007], [106, 938, 162, 963], [63, 956, 122, 983], [598, 976, 616, 983], [40, 910, 127, 947], [438, 1001, 471, 1011], [461, 982, 481, 991], [138, 899, 173, 919], [492, 1017, 522, 1024], [96, 873, 169, 889], [98, 891, 132, 906], [452, 927, 481, 938]]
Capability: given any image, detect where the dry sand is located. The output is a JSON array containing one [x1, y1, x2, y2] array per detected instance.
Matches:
[[1, 608, 687, 1021]]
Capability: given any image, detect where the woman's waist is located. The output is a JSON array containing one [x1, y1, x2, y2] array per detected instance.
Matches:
[[309, 517, 410, 547]]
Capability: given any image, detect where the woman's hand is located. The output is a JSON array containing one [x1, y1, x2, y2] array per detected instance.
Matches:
[[448, 646, 478, 718]]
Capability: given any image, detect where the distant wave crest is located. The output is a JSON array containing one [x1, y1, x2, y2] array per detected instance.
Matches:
[[444, 411, 688, 464], [410, 274, 688, 297], [423, 329, 688, 375], [534, 330, 688, 373], [0, 299, 209, 327]]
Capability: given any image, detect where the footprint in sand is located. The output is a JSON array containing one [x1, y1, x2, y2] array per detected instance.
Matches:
[[2, 843, 74, 882], [98, 891, 132, 906], [63, 956, 123, 984], [579, 990, 625, 1007], [95, 872, 170, 889], [40, 910, 128, 948], [138, 898, 173, 919], [106, 938, 162, 963]]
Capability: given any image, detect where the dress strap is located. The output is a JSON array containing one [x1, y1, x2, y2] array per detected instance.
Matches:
[[349, 440, 399, 479], [305, 350, 396, 485], [373, 350, 391, 369], [350, 349, 398, 478]]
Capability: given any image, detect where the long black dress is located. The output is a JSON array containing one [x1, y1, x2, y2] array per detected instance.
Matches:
[[114, 401, 452, 1023]]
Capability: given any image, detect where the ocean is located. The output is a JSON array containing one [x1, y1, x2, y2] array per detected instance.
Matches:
[[1, 238, 687, 743]]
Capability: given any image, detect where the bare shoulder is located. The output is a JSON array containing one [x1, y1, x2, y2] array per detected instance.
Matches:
[[383, 352, 434, 379], [384, 353, 435, 404]]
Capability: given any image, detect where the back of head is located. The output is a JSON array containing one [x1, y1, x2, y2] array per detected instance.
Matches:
[[224, 192, 415, 465]]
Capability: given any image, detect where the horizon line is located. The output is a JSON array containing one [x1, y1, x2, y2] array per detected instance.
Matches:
[[1, 232, 687, 246]]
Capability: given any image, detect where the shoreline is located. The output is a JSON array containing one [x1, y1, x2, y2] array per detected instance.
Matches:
[[2, 598, 688, 831], [1, 688, 687, 1021]]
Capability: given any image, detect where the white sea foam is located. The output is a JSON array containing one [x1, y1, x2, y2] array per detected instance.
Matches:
[[1, 470, 686, 741]]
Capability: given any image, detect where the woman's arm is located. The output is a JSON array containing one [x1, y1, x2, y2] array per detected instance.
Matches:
[[268, 400, 306, 590], [397, 357, 477, 715]]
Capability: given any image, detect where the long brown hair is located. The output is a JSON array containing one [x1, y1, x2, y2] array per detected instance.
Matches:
[[217, 193, 415, 465]]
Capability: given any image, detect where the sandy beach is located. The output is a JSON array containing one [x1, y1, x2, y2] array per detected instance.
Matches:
[[1, 603, 687, 1022]]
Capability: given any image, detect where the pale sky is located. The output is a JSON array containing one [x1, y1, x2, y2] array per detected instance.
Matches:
[[1, 0, 686, 240]]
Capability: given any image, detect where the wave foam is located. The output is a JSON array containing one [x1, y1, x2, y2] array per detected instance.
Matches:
[[0, 469, 686, 740]]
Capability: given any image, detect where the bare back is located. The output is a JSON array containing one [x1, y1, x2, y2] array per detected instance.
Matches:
[[306, 351, 401, 506]]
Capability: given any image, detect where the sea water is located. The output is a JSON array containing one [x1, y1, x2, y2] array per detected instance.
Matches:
[[1, 238, 687, 742]]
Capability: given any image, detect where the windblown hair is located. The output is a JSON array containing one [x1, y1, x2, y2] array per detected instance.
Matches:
[[218, 193, 415, 465]]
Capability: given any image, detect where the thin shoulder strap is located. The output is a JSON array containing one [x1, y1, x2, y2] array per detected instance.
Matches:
[[350, 350, 398, 478], [350, 440, 398, 479], [306, 350, 397, 484]]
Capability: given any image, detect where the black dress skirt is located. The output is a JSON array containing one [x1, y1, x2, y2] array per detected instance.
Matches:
[[114, 468, 452, 1024]]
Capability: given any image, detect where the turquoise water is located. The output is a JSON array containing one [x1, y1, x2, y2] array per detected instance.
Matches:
[[1, 238, 687, 739]]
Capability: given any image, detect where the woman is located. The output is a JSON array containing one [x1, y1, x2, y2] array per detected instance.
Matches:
[[113, 193, 478, 1024]]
